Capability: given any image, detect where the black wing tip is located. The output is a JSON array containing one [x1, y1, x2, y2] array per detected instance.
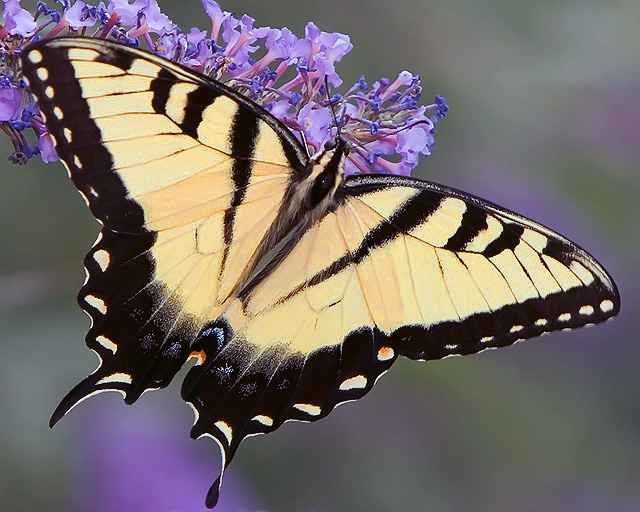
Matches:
[[49, 407, 64, 429], [49, 373, 133, 428], [49, 375, 95, 427], [205, 477, 222, 509]]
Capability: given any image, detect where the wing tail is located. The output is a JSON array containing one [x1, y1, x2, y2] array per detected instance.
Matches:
[[50, 228, 200, 424], [180, 321, 398, 506]]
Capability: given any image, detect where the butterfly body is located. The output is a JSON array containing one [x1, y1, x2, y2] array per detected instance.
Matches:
[[21, 37, 619, 508]]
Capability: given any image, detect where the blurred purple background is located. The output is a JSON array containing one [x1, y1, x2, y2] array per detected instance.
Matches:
[[1, 0, 639, 510]]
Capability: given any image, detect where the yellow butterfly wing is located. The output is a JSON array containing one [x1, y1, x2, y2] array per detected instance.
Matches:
[[22, 37, 309, 418], [181, 174, 619, 483]]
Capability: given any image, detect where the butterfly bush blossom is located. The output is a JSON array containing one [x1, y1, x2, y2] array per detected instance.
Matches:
[[0, 0, 448, 175]]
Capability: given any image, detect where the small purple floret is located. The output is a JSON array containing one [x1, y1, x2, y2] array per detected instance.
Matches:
[[2, 0, 38, 36], [0, 85, 23, 121]]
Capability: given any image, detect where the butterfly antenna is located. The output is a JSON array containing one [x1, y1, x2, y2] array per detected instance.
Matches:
[[346, 118, 433, 154], [324, 76, 342, 140], [297, 127, 311, 159]]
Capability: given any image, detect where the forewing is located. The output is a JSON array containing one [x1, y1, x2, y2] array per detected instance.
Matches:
[[21, 38, 308, 423], [181, 173, 619, 489]]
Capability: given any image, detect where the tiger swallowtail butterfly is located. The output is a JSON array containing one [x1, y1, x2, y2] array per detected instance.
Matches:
[[21, 37, 620, 508]]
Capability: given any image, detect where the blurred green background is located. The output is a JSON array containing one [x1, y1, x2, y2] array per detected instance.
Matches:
[[1, 0, 639, 510]]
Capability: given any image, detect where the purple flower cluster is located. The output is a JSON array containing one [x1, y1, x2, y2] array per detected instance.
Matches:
[[0, 0, 447, 175]]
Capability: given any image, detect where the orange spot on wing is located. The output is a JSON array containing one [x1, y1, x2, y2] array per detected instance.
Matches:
[[377, 346, 394, 361], [188, 350, 206, 366]]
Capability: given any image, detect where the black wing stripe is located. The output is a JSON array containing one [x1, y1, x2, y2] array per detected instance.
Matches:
[[95, 47, 135, 71], [443, 205, 488, 251], [150, 68, 179, 115], [178, 85, 220, 138], [273, 189, 444, 303], [221, 106, 259, 268], [353, 190, 442, 262], [22, 46, 147, 231], [482, 223, 525, 257]]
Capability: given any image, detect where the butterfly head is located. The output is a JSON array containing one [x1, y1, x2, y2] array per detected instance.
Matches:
[[303, 136, 349, 210]]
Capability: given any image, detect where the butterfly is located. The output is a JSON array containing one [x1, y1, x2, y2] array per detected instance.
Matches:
[[21, 37, 620, 508]]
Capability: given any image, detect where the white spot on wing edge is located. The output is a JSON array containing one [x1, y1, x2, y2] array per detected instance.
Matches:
[[36, 67, 49, 81], [95, 335, 117, 354], [480, 336, 494, 343], [579, 305, 595, 316], [63, 127, 72, 142], [85, 294, 107, 314], [214, 420, 233, 444], [558, 312, 571, 322], [535, 318, 548, 327], [600, 299, 614, 313], [53, 106, 63, 119], [93, 249, 110, 271], [28, 50, 43, 64], [45, 85, 54, 98], [339, 375, 368, 391], [293, 403, 321, 416], [510, 325, 524, 333], [83, 307, 95, 330], [96, 372, 132, 385], [252, 415, 274, 427]]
